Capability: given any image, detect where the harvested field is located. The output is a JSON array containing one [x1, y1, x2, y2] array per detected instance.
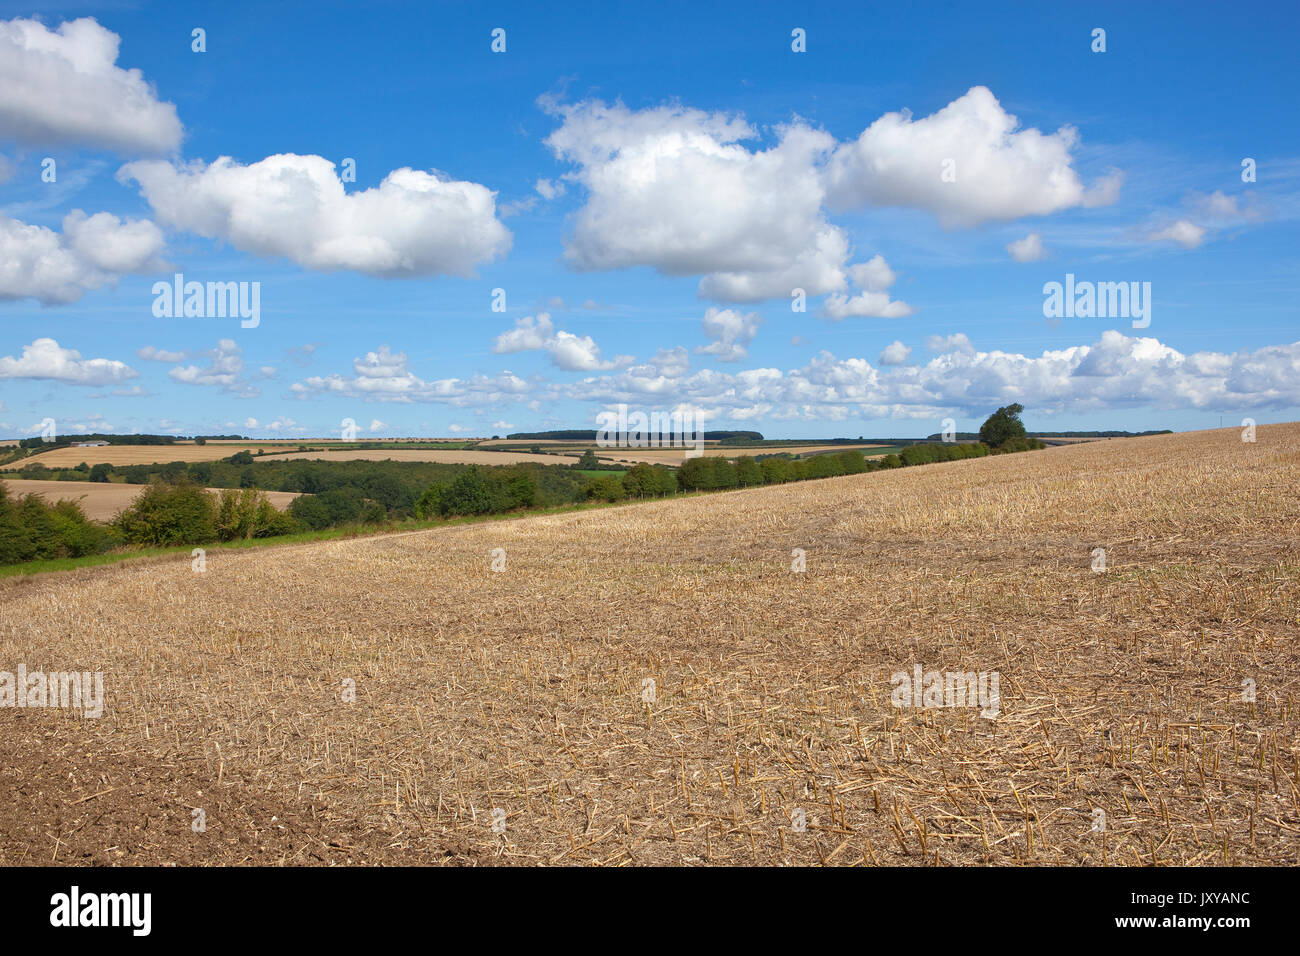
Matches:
[[0, 424, 1296, 866], [1, 479, 301, 521], [256, 449, 579, 465], [1, 444, 301, 470]]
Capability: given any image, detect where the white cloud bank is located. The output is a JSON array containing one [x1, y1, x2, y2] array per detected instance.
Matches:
[[289, 332, 1300, 420], [547, 331, 1300, 420], [291, 345, 532, 405]]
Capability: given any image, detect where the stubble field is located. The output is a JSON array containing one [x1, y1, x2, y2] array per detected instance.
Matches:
[[0, 425, 1296, 866]]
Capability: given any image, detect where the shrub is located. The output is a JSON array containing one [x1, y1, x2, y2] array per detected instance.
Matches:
[[289, 494, 332, 530], [760, 457, 792, 484], [677, 456, 738, 490], [734, 456, 763, 487], [252, 498, 299, 538], [0, 487, 116, 563], [991, 436, 1046, 454], [414, 484, 444, 519], [838, 450, 868, 474], [587, 476, 627, 502], [318, 486, 365, 524], [440, 468, 493, 516], [215, 488, 263, 541], [115, 481, 217, 546]]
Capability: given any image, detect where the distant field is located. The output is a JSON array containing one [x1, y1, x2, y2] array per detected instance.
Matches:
[[1, 479, 301, 521], [256, 448, 580, 465], [4, 439, 893, 471], [1, 443, 302, 470]]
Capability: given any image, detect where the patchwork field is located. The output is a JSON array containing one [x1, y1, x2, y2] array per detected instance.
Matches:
[[594, 443, 891, 466], [1, 479, 301, 521], [1, 443, 302, 470], [256, 449, 579, 465], [480, 441, 891, 466], [0, 425, 1296, 866]]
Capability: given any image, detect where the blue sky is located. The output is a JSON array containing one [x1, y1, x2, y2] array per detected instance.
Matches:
[[1, 0, 1297, 439]]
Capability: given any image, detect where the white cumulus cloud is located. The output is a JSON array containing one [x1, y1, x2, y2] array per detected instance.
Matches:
[[824, 86, 1107, 227], [493, 313, 632, 371], [695, 307, 761, 362], [879, 340, 912, 365], [1147, 219, 1206, 249], [0, 17, 182, 154], [120, 154, 511, 277], [0, 210, 164, 304], [168, 340, 258, 397], [1007, 232, 1048, 262], [0, 337, 137, 385], [823, 255, 914, 319], [544, 97, 849, 302]]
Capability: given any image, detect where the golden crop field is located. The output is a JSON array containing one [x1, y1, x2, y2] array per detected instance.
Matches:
[[256, 449, 580, 465], [1, 443, 302, 470], [0, 425, 1296, 866], [1, 479, 301, 521]]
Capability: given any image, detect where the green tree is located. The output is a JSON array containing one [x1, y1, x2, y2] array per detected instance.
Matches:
[[978, 404, 1027, 448]]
